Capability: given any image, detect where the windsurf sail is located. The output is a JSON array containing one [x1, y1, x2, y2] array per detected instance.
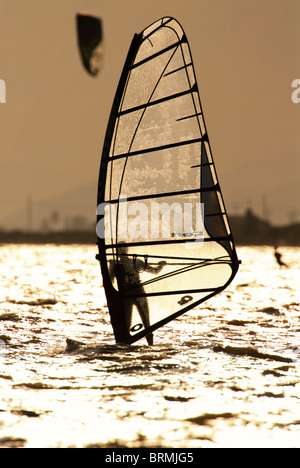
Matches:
[[76, 13, 104, 76], [96, 17, 240, 345]]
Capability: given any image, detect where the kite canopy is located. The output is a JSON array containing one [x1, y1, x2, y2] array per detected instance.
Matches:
[[96, 17, 239, 344], [76, 13, 103, 76]]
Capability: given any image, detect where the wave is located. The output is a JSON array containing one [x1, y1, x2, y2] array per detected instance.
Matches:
[[9, 298, 58, 306], [213, 345, 293, 363]]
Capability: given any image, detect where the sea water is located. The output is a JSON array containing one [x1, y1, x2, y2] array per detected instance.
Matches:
[[0, 244, 299, 448]]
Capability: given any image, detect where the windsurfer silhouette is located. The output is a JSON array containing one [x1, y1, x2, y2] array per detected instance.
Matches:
[[274, 246, 288, 268], [109, 245, 166, 345]]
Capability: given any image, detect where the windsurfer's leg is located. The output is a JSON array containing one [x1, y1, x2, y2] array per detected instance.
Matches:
[[146, 332, 153, 346], [124, 298, 133, 331], [136, 296, 153, 345]]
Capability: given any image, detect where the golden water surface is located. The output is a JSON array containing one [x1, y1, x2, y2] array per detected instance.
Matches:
[[0, 245, 299, 448]]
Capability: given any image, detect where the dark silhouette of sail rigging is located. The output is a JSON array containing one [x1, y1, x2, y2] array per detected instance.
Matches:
[[96, 17, 240, 345]]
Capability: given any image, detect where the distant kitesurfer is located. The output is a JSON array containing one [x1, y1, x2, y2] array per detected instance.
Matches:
[[109, 245, 166, 345], [76, 13, 104, 76], [274, 246, 288, 268]]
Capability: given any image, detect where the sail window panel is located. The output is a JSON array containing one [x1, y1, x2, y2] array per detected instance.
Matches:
[[161, 18, 185, 41], [121, 52, 174, 112], [110, 111, 144, 156], [119, 241, 233, 334], [126, 262, 232, 333], [106, 158, 126, 200], [113, 145, 201, 199], [130, 95, 202, 154], [123, 44, 192, 113], [152, 66, 195, 102], [138, 28, 178, 62], [122, 241, 229, 264], [141, 22, 163, 42], [150, 47, 195, 102], [122, 46, 195, 115], [142, 17, 183, 44], [115, 156, 160, 199], [134, 40, 153, 65], [127, 292, 208, 337], [160, 37, 193, 79], [104, 241, 232, 319], [134, 262, 232, 296], [122, 254, 201, 293], [142, 17, 172, 39], [136, 20, 184, 65], [152, 65, 195, 102], [107, 239, 230, 303]]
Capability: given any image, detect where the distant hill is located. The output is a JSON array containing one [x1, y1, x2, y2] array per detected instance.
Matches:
[[1, 182, 96, 231]]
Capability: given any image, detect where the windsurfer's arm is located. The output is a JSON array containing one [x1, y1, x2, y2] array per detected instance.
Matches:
[[145, 261, 166, 274]]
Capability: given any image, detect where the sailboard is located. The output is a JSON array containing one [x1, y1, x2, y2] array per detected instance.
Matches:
[[96, 17, 240, 345], [76, 13, 104, 76]]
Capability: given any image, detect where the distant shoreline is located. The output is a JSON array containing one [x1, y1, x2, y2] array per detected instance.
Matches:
[[229, 212, 300, 246], [1, 209, 299, 246], [0, 228, 299, 247], [0, 230, 97, 245]]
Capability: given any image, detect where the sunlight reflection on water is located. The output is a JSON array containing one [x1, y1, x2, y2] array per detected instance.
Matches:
[[0, 244, 299, 448]]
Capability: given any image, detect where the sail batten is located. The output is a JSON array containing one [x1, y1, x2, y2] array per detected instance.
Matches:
[[97, 17, 239, 345], [109, 136, 206, 161], [117, 85, 198, 117], [164, 62, 193, 77], [125, 288, 221, 298], [108, 185, 219, 205], [104, 236, 233, 250], [177, 112, 203, 122]]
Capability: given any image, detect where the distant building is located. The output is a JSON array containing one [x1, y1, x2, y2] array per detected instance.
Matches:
[[67, 215, 91, 231]]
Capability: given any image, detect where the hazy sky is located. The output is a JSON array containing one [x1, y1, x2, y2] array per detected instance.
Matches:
[[1, 0, 299, 228]]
